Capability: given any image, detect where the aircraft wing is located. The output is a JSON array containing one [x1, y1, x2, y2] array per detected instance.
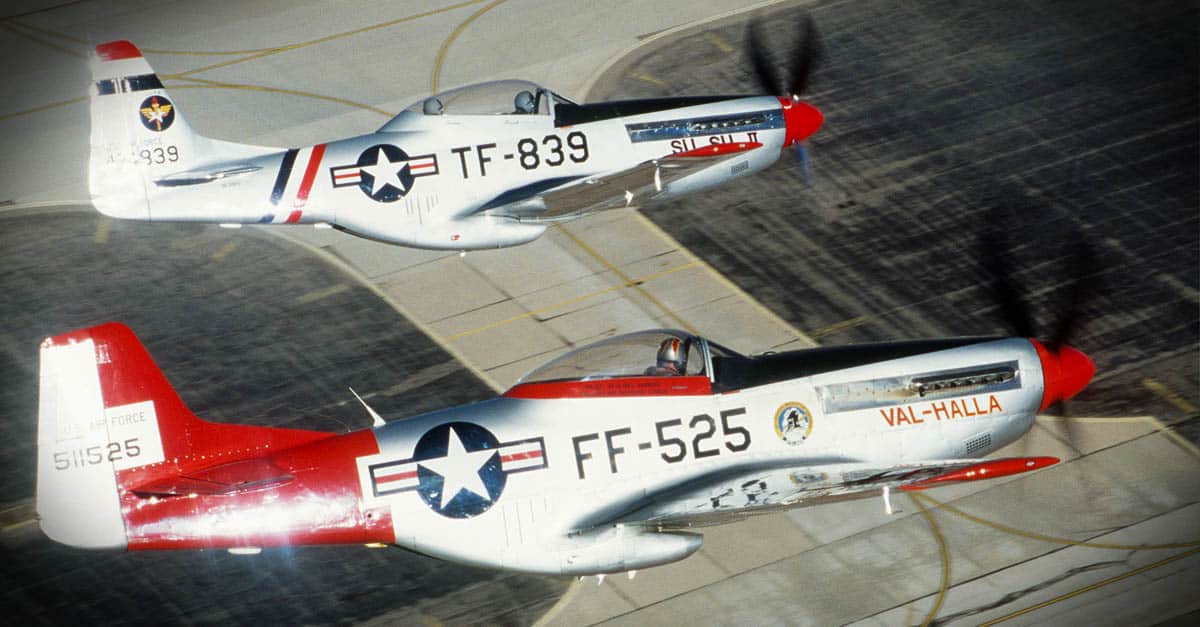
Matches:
[[483, 141, 763, 220], [592, 456, 1057, 530]]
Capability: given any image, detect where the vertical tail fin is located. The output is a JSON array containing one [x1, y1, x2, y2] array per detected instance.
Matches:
[[88, 41, 273, 219], [36, 330, 126, 548], [36, 323, 333, 549]]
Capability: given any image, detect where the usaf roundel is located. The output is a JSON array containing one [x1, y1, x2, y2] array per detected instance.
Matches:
[[329, 144, 439, 203], [365, 422, 547, 519]]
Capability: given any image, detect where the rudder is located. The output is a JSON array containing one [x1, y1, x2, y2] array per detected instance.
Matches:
[[88, 41, 275, 220], [36, 323, 334, 549]]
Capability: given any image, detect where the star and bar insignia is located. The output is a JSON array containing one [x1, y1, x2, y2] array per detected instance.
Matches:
[[365, 422, 547, 519], [330, 144, 438, 203]]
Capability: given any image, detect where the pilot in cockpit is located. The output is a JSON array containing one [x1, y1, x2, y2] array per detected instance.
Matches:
[[645, 338, 686, 376], [514, 90, 536, 114]]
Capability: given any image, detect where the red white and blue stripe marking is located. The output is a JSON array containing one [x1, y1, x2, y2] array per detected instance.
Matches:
[[261, 144, 327, 223]]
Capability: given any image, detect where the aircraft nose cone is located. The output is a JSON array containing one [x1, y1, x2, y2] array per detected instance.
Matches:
[[1031, 340, 1096, 410], [778, 98, 823, 146]]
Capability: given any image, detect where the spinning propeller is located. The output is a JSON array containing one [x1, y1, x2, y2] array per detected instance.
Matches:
[[979, 207, 1098, 449], [745, 13, 824, 174]]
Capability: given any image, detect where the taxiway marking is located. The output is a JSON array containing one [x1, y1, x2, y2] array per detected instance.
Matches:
[[702, 32, 735, 54], [1142, 377, 1199, 414], [93, 220, 110, 244], [913, 492, 1200, 551], [0, 21, 84, 58], [556, 222, 698, 333], [175, 0, 490, 79], [809, 315, 871, 339], [430, 0, 508, 92], [634, 73, 669, 88], [0, 1, 488, 121], [0, 95, 86, 122], [296, 283, 350, 305], [630, 211, 818, 350], [210, 241, 238, 262], [913, 494, 951, 627], [169, 78, 394, 118], [1142, 414, 1200, 460]]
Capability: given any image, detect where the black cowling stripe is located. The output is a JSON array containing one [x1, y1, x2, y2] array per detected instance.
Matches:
[[712, 337, 1003, 391]]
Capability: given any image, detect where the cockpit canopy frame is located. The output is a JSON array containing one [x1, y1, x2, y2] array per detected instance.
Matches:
[[515, 329, 742, 386], [404, 79, 575, 117]]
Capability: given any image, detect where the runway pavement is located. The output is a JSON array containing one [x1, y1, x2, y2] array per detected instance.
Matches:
[[1, 0, 1197, 625]]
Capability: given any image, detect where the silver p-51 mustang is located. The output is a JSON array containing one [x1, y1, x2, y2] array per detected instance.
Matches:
[[89, 28, 822, 250], [37, 322, 1092, 575]]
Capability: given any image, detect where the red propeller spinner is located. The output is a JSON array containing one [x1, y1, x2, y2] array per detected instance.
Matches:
[[1031, 340, 1095, 411], [779, 97, 823, 146]]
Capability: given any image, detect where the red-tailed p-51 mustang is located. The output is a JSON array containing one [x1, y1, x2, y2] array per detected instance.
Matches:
[[87, 22, 822, 250], [37, 321, 1093, 575]]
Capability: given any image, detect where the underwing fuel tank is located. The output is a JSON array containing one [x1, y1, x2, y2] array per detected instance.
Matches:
[[554, 525, 703, 575]]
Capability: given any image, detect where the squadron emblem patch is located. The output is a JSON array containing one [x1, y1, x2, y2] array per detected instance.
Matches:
[[774, 402, 813, 445], [138, 95, 174, 132]]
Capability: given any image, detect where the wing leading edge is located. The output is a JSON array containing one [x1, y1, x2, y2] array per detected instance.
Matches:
[[483, 141, 763, 221], [589, 456, 1058, 531]]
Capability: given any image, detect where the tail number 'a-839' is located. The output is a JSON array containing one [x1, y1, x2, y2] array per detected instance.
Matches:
[[572, 408, 750, 479]]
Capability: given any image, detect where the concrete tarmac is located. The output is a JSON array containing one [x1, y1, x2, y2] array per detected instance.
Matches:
[[1, 0, 1196, 625]]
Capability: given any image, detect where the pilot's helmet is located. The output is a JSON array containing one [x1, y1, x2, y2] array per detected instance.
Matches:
[[514, 90, 535, 114], [423, 97, 444, 115], [656, 338, 686, 373]]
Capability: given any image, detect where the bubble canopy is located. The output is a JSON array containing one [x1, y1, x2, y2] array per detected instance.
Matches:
[[515, 330, 739, 385], [404, 80, 575, 116]]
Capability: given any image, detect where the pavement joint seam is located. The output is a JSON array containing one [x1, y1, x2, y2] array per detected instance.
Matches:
[[978, 545, 1200, 626], [912, 492, 1200, 551], [443, 260, 701, 341], [857, 500, 1200, 625], [555, 222, 698, 333]]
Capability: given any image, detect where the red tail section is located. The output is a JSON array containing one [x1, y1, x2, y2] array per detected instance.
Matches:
[[60, 323, 334, 488], [38, 323, 392, 551]]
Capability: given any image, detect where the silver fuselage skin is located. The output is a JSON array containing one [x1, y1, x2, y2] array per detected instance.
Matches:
[[359, 338, 1040, 574]]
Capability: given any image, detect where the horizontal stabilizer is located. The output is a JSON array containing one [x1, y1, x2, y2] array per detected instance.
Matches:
[[131, 458, 294, 497], [153, 164, 263, 187]]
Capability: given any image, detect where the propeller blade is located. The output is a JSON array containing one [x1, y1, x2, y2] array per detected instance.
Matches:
[[977, 205, 1096, 456], [787, 14, 822, 98], [1049, 232, 1096, 349], [979, 221, 1036, 338], [795, 142, 810, 179], [746, 18, 783, 95]]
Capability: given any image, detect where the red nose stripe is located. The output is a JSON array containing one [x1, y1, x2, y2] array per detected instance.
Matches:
[[1031, 340, 1096, 410]]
